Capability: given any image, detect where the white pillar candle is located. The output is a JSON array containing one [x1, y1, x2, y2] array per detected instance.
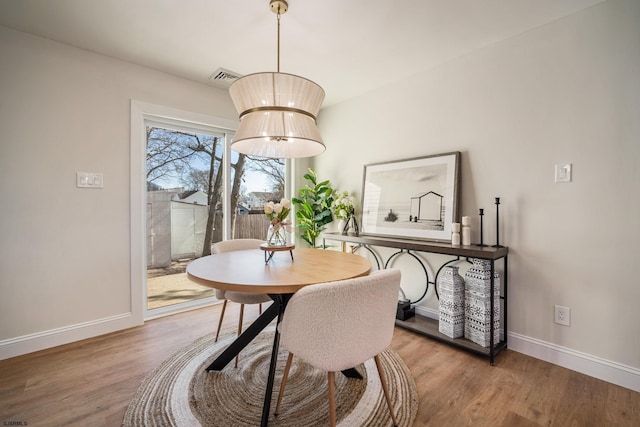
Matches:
[[462, 225, 471, 246], [452, 232, 461, 246], [461, 216, 471, 226]]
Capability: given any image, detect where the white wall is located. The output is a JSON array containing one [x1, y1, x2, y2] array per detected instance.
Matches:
[[0, 25, 237, 356], [315, 0, 639, 388]]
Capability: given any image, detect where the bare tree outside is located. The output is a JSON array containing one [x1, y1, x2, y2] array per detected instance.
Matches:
[[244, 157, 285, 201], [146, 127, 202, 184]]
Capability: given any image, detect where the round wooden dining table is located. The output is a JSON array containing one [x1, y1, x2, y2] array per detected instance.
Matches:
[[187, 246, 372, 293], [186, 247, 372, 426]]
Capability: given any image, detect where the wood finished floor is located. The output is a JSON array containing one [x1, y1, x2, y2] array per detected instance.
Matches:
[[1, 303, 638, 426]]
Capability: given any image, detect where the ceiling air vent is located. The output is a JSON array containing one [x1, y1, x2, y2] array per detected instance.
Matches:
[[208, 67, 242, 88]]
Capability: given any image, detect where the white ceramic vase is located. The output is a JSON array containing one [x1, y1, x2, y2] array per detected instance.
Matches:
[[464, 258, 501, 347], [337, 219, 347, 235], [438, 266, 465, 338]]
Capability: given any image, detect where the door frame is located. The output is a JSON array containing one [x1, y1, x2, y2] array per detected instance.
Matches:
[[130, 100, 238, 322]]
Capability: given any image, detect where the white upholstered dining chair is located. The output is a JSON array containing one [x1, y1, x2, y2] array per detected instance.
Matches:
[[211, 239, 272, 366], [275, 268, 402, 427]]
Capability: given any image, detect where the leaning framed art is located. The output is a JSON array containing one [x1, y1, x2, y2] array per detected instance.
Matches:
[[360, 152, 460, 242]]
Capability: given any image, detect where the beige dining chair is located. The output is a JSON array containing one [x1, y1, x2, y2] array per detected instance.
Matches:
[[211, 238, 272, 367], [275, 268, 402, 427]]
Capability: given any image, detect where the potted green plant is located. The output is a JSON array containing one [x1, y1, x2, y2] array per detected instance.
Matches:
[[292, 168, 334, 247]]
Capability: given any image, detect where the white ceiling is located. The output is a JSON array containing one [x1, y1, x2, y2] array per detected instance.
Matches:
[[0, 0, 604, 107]]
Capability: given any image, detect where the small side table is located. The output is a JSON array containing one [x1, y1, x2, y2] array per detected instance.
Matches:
[[260, 243, 295, 264]]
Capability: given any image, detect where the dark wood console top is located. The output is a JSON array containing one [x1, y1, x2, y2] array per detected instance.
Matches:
[[323, 232, 508, 260]]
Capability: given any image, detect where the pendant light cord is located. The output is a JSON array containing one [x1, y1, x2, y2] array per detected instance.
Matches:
[[276, 10, 281, 72]]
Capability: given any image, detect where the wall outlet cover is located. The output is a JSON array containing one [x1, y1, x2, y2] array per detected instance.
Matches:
[[555, 164, 572, 183]]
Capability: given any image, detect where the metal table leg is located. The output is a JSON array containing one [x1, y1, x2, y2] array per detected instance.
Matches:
[[206, 302, 281, 371]]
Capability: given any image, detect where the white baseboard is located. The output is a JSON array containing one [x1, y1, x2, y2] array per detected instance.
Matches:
[[0, 312, 140, 361], [413, 306, 640, 392], [508, 332, 640, 392], [415, 306, 438, 320], [0, 298, 220, 361]]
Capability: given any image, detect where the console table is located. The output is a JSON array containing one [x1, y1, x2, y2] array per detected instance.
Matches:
[[322, 232, 509, 365]]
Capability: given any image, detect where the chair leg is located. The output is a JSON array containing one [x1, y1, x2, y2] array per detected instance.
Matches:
[[214, 300, 228, 342], [235, 303, 245, 368], [328, 371, 336, 427], [275, 352, 294, 415], [259, 303, 263, 314], [374, 354, 398, 427]]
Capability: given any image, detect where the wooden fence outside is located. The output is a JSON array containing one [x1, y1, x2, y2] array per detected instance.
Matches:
[[210, 212, 274, 243]]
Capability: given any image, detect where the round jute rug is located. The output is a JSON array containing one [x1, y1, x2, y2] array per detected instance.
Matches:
[[123, 327, 418, 426]]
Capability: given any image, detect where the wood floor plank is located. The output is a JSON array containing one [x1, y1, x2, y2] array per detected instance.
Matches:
[[1, 304, 638, 426]]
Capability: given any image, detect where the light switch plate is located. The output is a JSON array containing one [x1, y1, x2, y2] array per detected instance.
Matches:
[[77, 172, 104, 188], [555, 164, 572, 183]]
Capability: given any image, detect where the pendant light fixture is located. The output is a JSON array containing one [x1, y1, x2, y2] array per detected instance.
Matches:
[[229, 0, 326, 159]]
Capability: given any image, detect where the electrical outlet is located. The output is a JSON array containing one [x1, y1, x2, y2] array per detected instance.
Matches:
[[555, 163, 572, 183], [554, 305, 571, 326]]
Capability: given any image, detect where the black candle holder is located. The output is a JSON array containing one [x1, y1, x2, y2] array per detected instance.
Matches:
[[477, 208, 487, 247], [341, 219, 349, 235], [492, 197, 504, 248]]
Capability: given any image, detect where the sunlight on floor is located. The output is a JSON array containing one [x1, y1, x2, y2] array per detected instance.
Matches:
[[147, 272, 215, 310]]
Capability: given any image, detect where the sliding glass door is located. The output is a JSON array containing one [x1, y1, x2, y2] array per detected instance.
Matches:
[[143, 116, 286, 315]]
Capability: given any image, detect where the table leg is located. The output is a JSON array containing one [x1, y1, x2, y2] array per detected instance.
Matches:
[[260, 295, 288, 426], [341, 367, 363, 379], [264, 250, 276, 264], [206, 302, 280, 371], [207, 294, 291, 427]]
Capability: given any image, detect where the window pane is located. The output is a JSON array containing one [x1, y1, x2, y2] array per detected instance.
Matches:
[[145, 124, 223, 310], [229, 154, 285, 240]]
